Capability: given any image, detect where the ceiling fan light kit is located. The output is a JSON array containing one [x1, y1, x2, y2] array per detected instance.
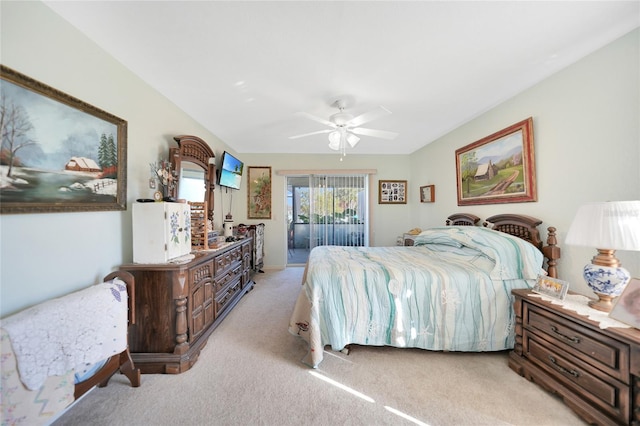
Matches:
[[328, 129, 361, 152], [328, 131, 341, 150], [290, 97, 398, 157]]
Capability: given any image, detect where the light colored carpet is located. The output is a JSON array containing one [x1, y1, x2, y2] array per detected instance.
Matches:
[[54, 267, 585, 426]]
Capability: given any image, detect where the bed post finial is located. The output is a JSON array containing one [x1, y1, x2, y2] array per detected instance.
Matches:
[[542, 227, 560, 278]]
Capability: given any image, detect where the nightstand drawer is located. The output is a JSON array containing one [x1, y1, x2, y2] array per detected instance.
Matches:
[[524, 303, 629, 383], [524, 332, 629, 423]]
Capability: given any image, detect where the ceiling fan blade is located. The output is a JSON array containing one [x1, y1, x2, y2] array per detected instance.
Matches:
[[348, 106, 392, 127], [294, 111, 335, 128], [351, 127, 399, 140], [289, 129, 333, 139]]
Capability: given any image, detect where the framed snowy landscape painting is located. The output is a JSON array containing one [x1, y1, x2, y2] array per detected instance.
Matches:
[[0, 65, 127, 214]]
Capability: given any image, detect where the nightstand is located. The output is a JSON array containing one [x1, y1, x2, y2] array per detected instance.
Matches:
[[510, 289, 640, 425], [403, 233, 417, 246]]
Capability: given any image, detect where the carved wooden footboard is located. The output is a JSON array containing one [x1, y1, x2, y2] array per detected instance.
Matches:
[[74, 271, 140, 398], [0, 271, 141, 425]]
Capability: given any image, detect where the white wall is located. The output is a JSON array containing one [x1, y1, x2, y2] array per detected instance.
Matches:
[[2, 2, 637, 316], [408, 28, 640, 297], [0, 1, 237, 315], [0, 2, 409, 315], [226, 153, 410, 269]]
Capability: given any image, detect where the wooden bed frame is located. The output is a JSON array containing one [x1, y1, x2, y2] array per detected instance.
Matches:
[[446, 213, 481, 226], [73, 271, 141, 399], [445, 213, 560, 278], [296, 212, 563, 361]]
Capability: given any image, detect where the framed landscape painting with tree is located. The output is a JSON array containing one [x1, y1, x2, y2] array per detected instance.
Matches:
[[455, 117, 536, 206], [0, 65, 127, 214]]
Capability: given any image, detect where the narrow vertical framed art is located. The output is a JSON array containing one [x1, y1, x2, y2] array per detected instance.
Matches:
[[247, 166, 272, 219]]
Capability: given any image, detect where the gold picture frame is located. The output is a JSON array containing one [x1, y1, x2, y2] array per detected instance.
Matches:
[[378, 180, 407, 204], [532, 275, 569, 301], [0, 65, 127, 214], [455, 117, 536, 206], [420, 185, 435, 203], [247, 166, 271, 219]]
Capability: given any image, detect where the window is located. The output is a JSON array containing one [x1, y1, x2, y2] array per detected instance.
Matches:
[[287, 174, 368, 265]]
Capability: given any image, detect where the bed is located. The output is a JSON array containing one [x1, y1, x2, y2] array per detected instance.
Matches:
[[288, 213, 560, 368]]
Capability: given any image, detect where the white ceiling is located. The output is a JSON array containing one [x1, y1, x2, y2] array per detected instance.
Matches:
[[43, 1, 639, 155]]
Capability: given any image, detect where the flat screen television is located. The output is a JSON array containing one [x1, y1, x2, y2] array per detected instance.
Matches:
[[217, 151, 244, 190]]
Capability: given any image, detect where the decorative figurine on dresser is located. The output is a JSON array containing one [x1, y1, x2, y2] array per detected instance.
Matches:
[[122, 136, 254, 375]]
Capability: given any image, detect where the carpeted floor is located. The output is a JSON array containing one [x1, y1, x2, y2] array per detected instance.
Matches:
[[53, 267, 585, 425]]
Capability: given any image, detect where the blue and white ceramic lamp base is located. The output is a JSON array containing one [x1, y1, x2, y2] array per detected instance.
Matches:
[[583, 263, 631, 312]]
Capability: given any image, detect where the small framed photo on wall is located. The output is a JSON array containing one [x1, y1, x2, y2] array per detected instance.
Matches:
[[378, 180, 407, 204], [420, 185, 435, 203]]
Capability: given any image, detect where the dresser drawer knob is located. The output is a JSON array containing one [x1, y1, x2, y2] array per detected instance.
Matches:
[[548, 355, 580, 378], [550, 325, 580, 344]]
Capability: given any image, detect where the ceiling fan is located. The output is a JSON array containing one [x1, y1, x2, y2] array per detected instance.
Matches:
[[289, 98, 399, 154]]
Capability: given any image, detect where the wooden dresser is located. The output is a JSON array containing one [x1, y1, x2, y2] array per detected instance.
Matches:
[[120, 238, 253, 374], [510, 289, 640, 425]]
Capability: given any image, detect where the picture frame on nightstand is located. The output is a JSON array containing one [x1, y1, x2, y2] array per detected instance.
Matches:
[[609, 278, 640, 329], [532, 275, 569, 301]]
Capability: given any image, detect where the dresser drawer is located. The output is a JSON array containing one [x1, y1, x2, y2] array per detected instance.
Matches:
[[242, 241, 251, 256], [523, 302, 630, 383], [215, 278, 242, 316], [213, 265, 242, 293], [213, 247, 242, 276], [523, 331, 629, 423]]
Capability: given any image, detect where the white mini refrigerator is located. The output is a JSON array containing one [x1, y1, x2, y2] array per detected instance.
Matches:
[[132, 202, 192, 263]]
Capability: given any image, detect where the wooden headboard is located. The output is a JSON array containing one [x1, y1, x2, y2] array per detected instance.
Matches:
[[483, 214, 543, 249], [407, 213, 560, 278], [483, 214, 560, 278], [446, 213, 480, 226]]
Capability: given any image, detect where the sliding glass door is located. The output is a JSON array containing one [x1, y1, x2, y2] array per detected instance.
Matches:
[[287, 174, 368, 265]]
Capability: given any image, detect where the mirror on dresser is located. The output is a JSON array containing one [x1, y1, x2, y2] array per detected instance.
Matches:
[[170, 135, 216, 221], [177, 161, 206, 202]]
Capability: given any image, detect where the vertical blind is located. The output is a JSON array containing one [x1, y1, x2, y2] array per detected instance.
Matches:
[[309, 174, 368, 248]]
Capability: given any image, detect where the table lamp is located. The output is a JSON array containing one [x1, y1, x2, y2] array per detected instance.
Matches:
[[565, 200, 640, 312]]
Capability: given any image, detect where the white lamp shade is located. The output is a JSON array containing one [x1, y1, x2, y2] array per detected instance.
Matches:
[[565, 200, 640, 250], [328, 131, 341, 150], [346, 133, 360, 148]]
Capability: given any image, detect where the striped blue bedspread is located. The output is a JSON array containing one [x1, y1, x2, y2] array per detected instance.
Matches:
[[288, 226, 544, 367]]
